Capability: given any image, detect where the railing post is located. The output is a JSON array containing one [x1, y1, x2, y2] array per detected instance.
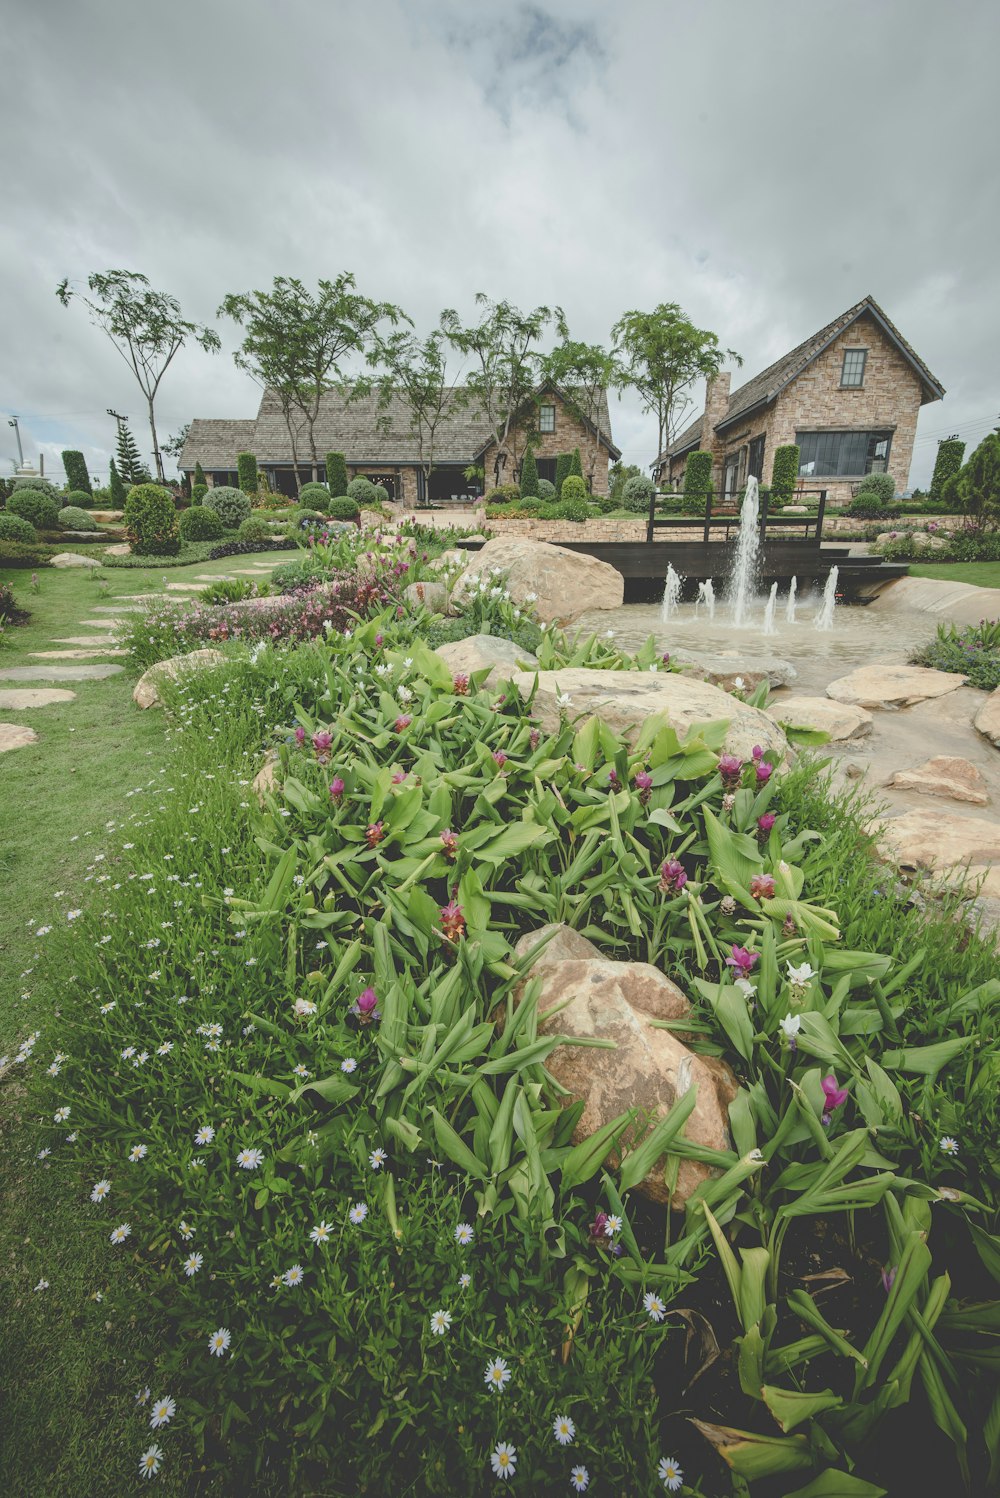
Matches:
[[702, 488, 711, 545], [758, 489, 769, 547], [816, 489, 827, 544], [646, 483, 655, 545]]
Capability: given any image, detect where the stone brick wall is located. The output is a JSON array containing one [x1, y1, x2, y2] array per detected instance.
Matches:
[[483, 517, 674, 543], [480, 392, 612, 496]]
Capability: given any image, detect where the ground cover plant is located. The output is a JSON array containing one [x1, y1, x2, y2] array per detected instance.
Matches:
[[911, 618, 1000, 690], [10, 567, 997, 1495]]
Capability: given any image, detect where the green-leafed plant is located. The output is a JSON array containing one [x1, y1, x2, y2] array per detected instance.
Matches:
[[328, 496, 360, 521], [200, 577, 270, 606], [8, 488, 60, 531], [203, 484, 251, 531], [178, 504, 225, 542], [569, 446, 583, 479], [64, 488, 95, 509], [12, 475, 59, 496], [326, 451, 349, 497], [537, 477, 556, 501], [237, 515, 273, 544], [109, 458, 127, 509], [299, 482, 331, 506], [770, 444, 800, 502], [58, 505, 98, 530], [0, 511, 38, 544], [123, 483, 181, 555], [623, 473, 655, 512], [192, 482, 209, 504], [237, 451, 258, 495], [911, 619, 1000, 690], [856, 471, 896, 505], [930, 437, 965, 502], [520, 445, 539, 498], [683, 451, 713, 509], [555, 451, 572, 497], [61, 449, 93, 496]]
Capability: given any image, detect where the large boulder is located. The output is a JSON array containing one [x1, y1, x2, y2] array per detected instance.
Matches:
[[452, 537, 624, 625], [766, 694, 873, 742], [513, 941, 733, 1208], [435, 634, 539, 688], [427, 549, 466, 574], [826, 662, 966, 709], [50, 551, 101, 569], [975, 687, 1000, 749], [403, 580, 450, 614], [672, 648, 797, 692], [888, 755, 989, 805], [133, 648, 227, 709], [507, 667, 788, 761], [873, 807, 1000, 899]]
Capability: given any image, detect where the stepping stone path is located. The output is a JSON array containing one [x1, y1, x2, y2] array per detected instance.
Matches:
[[0, 724, 39, 753], [30, 648, 129, 660], [0, 688, 76, 709], [0, 664, 125, 682], [887, 755, 989, 805], [79, 619, 122, 629], [54, 635, 126, 646], [826, 663, 967, 710], [165, 582, 209, 592]]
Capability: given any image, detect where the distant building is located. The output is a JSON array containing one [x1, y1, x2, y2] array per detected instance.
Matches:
[[656, 295, 944, 505], [180, 385, 619, 502]]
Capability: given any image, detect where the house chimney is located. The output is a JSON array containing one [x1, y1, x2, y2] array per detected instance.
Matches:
[[702, 372, 730, 487]]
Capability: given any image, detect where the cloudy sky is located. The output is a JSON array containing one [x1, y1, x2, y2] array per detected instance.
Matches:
[[2, 0, 997, 489]]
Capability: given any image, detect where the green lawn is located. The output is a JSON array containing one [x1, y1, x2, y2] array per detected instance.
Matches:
[[908, 561, 1000, 588], [0, 552, 290, 1498]]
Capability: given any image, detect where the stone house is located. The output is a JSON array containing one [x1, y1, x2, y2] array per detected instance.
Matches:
[[180, 384, 619, 503], [656, 295, 944, 506]]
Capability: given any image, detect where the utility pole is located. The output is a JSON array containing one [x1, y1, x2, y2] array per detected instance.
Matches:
[[7, 416, 24, 468], [107, 408, 127, 432]]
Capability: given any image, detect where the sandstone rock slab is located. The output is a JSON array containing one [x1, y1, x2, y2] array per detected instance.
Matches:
[[826, 662, 966, 709], [30, 648, 128, 660], [435, 634, 539, 687], [888, 755, 989, 805], [133, 648, 227, 709], [403, 580, 450, 613], [873, 807, 1000, 899], [0, 723, 39, 752], [452, 537, 624, 625], [513, 923, 601, 967], [50, 551, 102, 569], [975, 688, 1000, 749], [104, 543, 131, 557], [766, 694, 874, 741], [0, 664, 124, 682], [508, 667, 788, 761], [427, 549, 465, 573], [673, 648, 798, 692], [54, 635, 124, 647], [0, 688, 76, 709]]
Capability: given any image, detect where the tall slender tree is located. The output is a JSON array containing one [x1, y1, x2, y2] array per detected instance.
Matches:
[[361, 329, 457, 505], [56, 270, 219, 482], [115, 420, 145, 485]]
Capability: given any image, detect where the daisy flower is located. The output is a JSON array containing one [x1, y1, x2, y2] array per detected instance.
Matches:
[[100, 1002, 116, 1014], [348, 1201, 368, 1225], [484, 1357, 512, 1392], [429, 1309, 452, 1336], [207, 1327, 231, 1357], [553, 1414, 576, 1446], [37, 1148, 51, 1160], [156, 1042, 173, 1056], [603, 1214, 622, 1237], [282, 1264, 305, 1287], [236, 1148, 264, 1170], [54, 1107, 70, 1123], [454, 1222, 474, 1246], [194, 1125, 215, 1145], [369, 1147, 387, 1170], [183, 1253, 203, 1277], [149, 1396, 175, 1429], [643, 1292, 667, 1323], [309, 1220, 333, 1245], [340, 1057, 358, 1073], [135, 1386, 151, 1405], [129, 1144, 148, 1162], [293, 1064, 310, 1079], [570, 1466, 590, 1492], [459, 1273, 472, 1289], [940, 1136, 959, 1156], [491, 1442, 516, 1481], [138, 1444, 164, 1480], [658, 1455, 683, 1491], [178, 1220, 194, 1240], [34, 1278, 49, 1292], [110, 1223, 131, 1244], [90, 1179, 111, 1203]]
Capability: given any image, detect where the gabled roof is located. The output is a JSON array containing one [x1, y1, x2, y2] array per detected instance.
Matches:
[[471, 384, 621, 461], [660, 295, 945, 464], [181, 419, 257, 470]]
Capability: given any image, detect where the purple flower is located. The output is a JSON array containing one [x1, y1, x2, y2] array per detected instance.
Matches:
[[726, 945, 758, 977], [294, 726, 306, 746], [374, 633, 384, 646], [492, 750, 507, 768], [661, 652, 671, 665], [607, 768, 619, 788], [312, 730, 333, 761], [755, 761, 774, 785], [365, 822, 384, 849], [439, 899, 466, 942], [349, 987, 381, 1025], [821, 1073, 848, 1123], [757, 813, 776, 840], [634, 771, 653, 792], [659, 859, 688, 893], [751, 745, 764, 761], [440, 828, 458, 860], [880, 1265, 897, 1294], [750, 874, 775, 901], [718, 754, 744, 788], [529, 728, 541, 751], [329, 776, 345, 802]]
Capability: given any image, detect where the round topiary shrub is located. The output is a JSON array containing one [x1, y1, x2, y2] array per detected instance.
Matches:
[[536, 478, 556, 501], [373, 484, 390, 506], [12, 476, 59, 497], [8, 488, 60, 530], [622, 474, 655, 512], [327, 496, 360, 521], [65, 489, 95, 509], [298, 482, 330, 505], [124, 484, 180, 556], [847, 492, 892, 519], [560, 476, 588, 505], [237, 515, 273, 544], [192, 483, 209, 504], [58, 505, 98, 530], [178, 505, 224, 542], [0, 511, 38, 543], [203, 485, 251, 530], [346, 476, 380, 506], [855, 472, 896, 505]]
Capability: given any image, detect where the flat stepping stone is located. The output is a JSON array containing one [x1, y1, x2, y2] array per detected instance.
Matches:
[[765, 694, 873, 742], [0, 664, 125, 683], [976, 688, 1000, 749], [30, 648, 128, 660], [91, 604, 147, 614], [80, 618, 126, 629], [0, 688, 76, 709], [888, 755, 989, 806], [195, 574, 238, 581], [826, 663, 966, 710], [873, 806, 1000, 899], [0, 724, 39, 752], [54, 635, 125, 646], [165, 582, 208, 592]]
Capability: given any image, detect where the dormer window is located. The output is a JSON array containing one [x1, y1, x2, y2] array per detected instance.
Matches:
[[840, 349, 867, 388], [539, 403, 555, 433]]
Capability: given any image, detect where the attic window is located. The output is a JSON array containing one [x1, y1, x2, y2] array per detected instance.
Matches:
[[840, 349, 867, 388], [539, 403, 555, 433]]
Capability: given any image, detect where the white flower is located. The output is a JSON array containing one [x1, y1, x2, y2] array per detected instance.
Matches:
[[207, 1327, 231, 1357], [603, 1214, 622, 1237], [110, 1223, 131, 1244], [779, 1013, 802, 1039], [282, 1264, 305, 1287], [149, 1395, 175, 1429], [236, 1148, 264, 1170], [194, 1125, 215, 1145], [643, 1291, 666, 1323], [570, 1466, 590, 1492], [183, 1253, 203, 1277], [121, 1047, 136, 1060], [294, 998, 317, 1017], [940, 1136, 959, 1156], [553, 1414, 576, 1445], [454, 1222, 474, 1246], [34, 1278, 49, 1292], [54, 1107, 70, 1123], [293, 1064, 310, 1079], [459, 1272, 471, 1289], [100, 1002, 115, 1014], [734, 676, 746, 690], [156, 1042, 173, 1056], [135, 1386, 150, 1405], [369, 1148, 387, 1170], [129, 1144, 148, 1162], [491, 1442, 516, 1480], [556, 693, 573, 708], [348, 1201, 368, 1225], [787, 961, 816, 988], [658, 1455, 683, 1491], [309, 1220, 333, 1244], [178, 1220, 194, 1240], [341, 1057, 358, 1073], [429, 1309, 452, 1336], [484, 1357, 512, 1392], [734, 976, 757, 1000], [139, 1444, 164, 1479], [36, 1148, 51, 1160], [90, 1179, 111, 1202]]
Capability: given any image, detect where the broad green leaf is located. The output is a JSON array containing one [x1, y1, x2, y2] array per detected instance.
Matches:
[[881, 1037, 974, 1077], [560, 1109, 637, 1192], [618, 1085, 698, 1195], [474, 822, 552, 864], [785, 1472, 887, 1498], [290, 1075, 359, 1107], [429, 1106, 488, 1179], [761, 1385, 844, 1432], [690, 1421, 813, 1479]]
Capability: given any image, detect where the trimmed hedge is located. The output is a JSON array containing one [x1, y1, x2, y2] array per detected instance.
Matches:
[[58, 505, 98, 530], [328, 496, 360, 521], [0, 539, 53, 567], [930, 438, 965, 502], [8, 489, 60, 530], [65, 489, 95, 509], [537, 478, 556, 501], [770, 444, 799, 502], [109, 460, 127, 509], [237, 452, 259, 496], [326, 452, 348, 497], [855, 471, 896, 505], [192, 483, 208, 504], [554, 452, 571, 497], [12, 476, 59, 497], [682, 451, 713, 508], [178, 505, 225, 542], [203, 485, 252, 530], [569, 447, 583, 479], [623, 473, 655, 512], [519, 446, 539, 498], [207, 537, 297, 561], [123, 483, 180, 556], [0, 511, 38, 544], [299, 483, 331, 506], [484, 484, 521, 507], [346, 476, 380, 506], [237, 515, 273, 543], [560, 475, 587, 506], [62, 450, 93, 496]]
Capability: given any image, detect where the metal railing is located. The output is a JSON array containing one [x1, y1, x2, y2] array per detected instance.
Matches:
[[646, 489, 828, 545]]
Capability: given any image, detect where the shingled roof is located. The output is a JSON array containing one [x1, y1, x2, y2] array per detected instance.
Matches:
[[181, 384, 619, 470], [661, 295, 945, 462]]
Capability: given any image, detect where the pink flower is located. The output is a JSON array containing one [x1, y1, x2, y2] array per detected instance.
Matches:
[[726, 945, 758, 977], [607, 768, 619, 788], [492, 751, 507, 768], [439, 900, 466, 942], [751, 744, 764, 761], [313, 731, 333, 754], [394, 715, 412, 732], [329, 777, 345, 801], [718, 754, 744, 788], [755, 761, 774, 785], [294, 726, 306, 745], [821, 1074, 848, 1122], [440, 829, 458, 860], [757, 813, 776, 839], [349, 987, 381, 1025], [374, 633, 384, 646], [659, 859, 688, 893], [750, 874, 775, 901], [365, 822, 384, 848], [392, 770, 408, 784], [529, 728, 540, 751], [452, 673, 470, 696], [634, 771, 653, 792]]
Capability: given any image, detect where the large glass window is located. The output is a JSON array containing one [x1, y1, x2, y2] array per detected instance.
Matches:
[[538, 403, 555, 433], [795, 430, 892, 477], [840, 349, 867, 387], [536, 457, 556, 483]]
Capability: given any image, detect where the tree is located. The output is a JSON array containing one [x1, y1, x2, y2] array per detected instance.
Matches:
[[56, 270, 219, 482], [441, 295, 563, 488], [161, 423, 191, 461], [519, 445, 539, 498], [930, 436, 965, 501], [539, 339, 618, 490], [62, 450, 92, 496], [611, 304, 739, 469], [326, 452, 348, 497], [194, 460, 206, 488], [116, 420, 146, 485], [957, 432, 1000, 530], [220, 274, 406, 484], [108, 458, 126, 508], [362, 328, 456, 505], [237, 452, 258, 496], [770, 445, 800, 503], [554, 452, 572, 497], [569, 446, 583, 480]]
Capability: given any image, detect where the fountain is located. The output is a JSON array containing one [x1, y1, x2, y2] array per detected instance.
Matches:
[[660, 562, 682, 622], [814, 566, 839, 631], [696, 578, 716, 620], [762, 581, 779, 636], [785, 576, 797, 624], [726, 475, 761, 628]]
